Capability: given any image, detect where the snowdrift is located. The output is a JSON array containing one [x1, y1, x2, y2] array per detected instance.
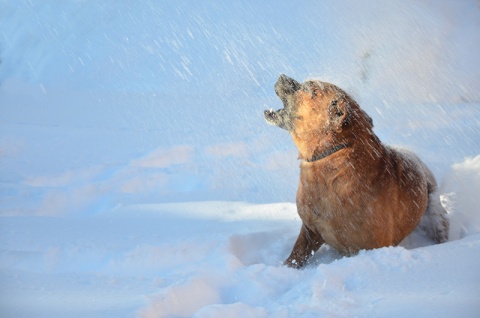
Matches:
[[1, 158, 480, 317]]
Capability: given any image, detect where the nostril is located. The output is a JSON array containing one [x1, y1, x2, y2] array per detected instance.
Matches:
[[279, 74, 288, 82]]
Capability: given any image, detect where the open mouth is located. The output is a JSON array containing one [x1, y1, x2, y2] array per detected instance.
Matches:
[[264, 75, 299, 131]]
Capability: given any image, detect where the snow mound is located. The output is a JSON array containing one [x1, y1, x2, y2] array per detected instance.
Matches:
[[2, 167, 480, 317], [441, 155, 480, 240]]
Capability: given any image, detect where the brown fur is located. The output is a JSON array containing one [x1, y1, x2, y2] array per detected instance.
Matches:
[[264, 75, 449, 268]]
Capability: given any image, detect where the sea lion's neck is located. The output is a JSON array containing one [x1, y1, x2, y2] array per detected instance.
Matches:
[[293, 126, 384, 165]]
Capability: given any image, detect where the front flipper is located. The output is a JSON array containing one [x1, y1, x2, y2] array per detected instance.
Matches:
[[285, 224, 324, 268]]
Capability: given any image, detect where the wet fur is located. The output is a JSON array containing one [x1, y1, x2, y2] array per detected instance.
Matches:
[[265, 75, 449, 268]]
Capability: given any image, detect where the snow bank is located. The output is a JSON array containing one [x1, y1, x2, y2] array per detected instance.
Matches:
[[2, 175, 480, 317], [442, 155, 480, 240], [139, 237, 480, 318]]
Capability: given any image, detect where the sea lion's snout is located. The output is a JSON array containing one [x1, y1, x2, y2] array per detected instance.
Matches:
[[263, 74, 301, 131], [275, 74, 301, 101]]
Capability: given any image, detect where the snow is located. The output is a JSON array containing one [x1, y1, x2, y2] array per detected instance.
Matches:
[[1, 0, 480, 317], [2, 199, 480, 317]]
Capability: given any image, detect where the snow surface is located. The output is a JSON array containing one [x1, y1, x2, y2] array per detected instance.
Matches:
[[1, 0, 480, 317]]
